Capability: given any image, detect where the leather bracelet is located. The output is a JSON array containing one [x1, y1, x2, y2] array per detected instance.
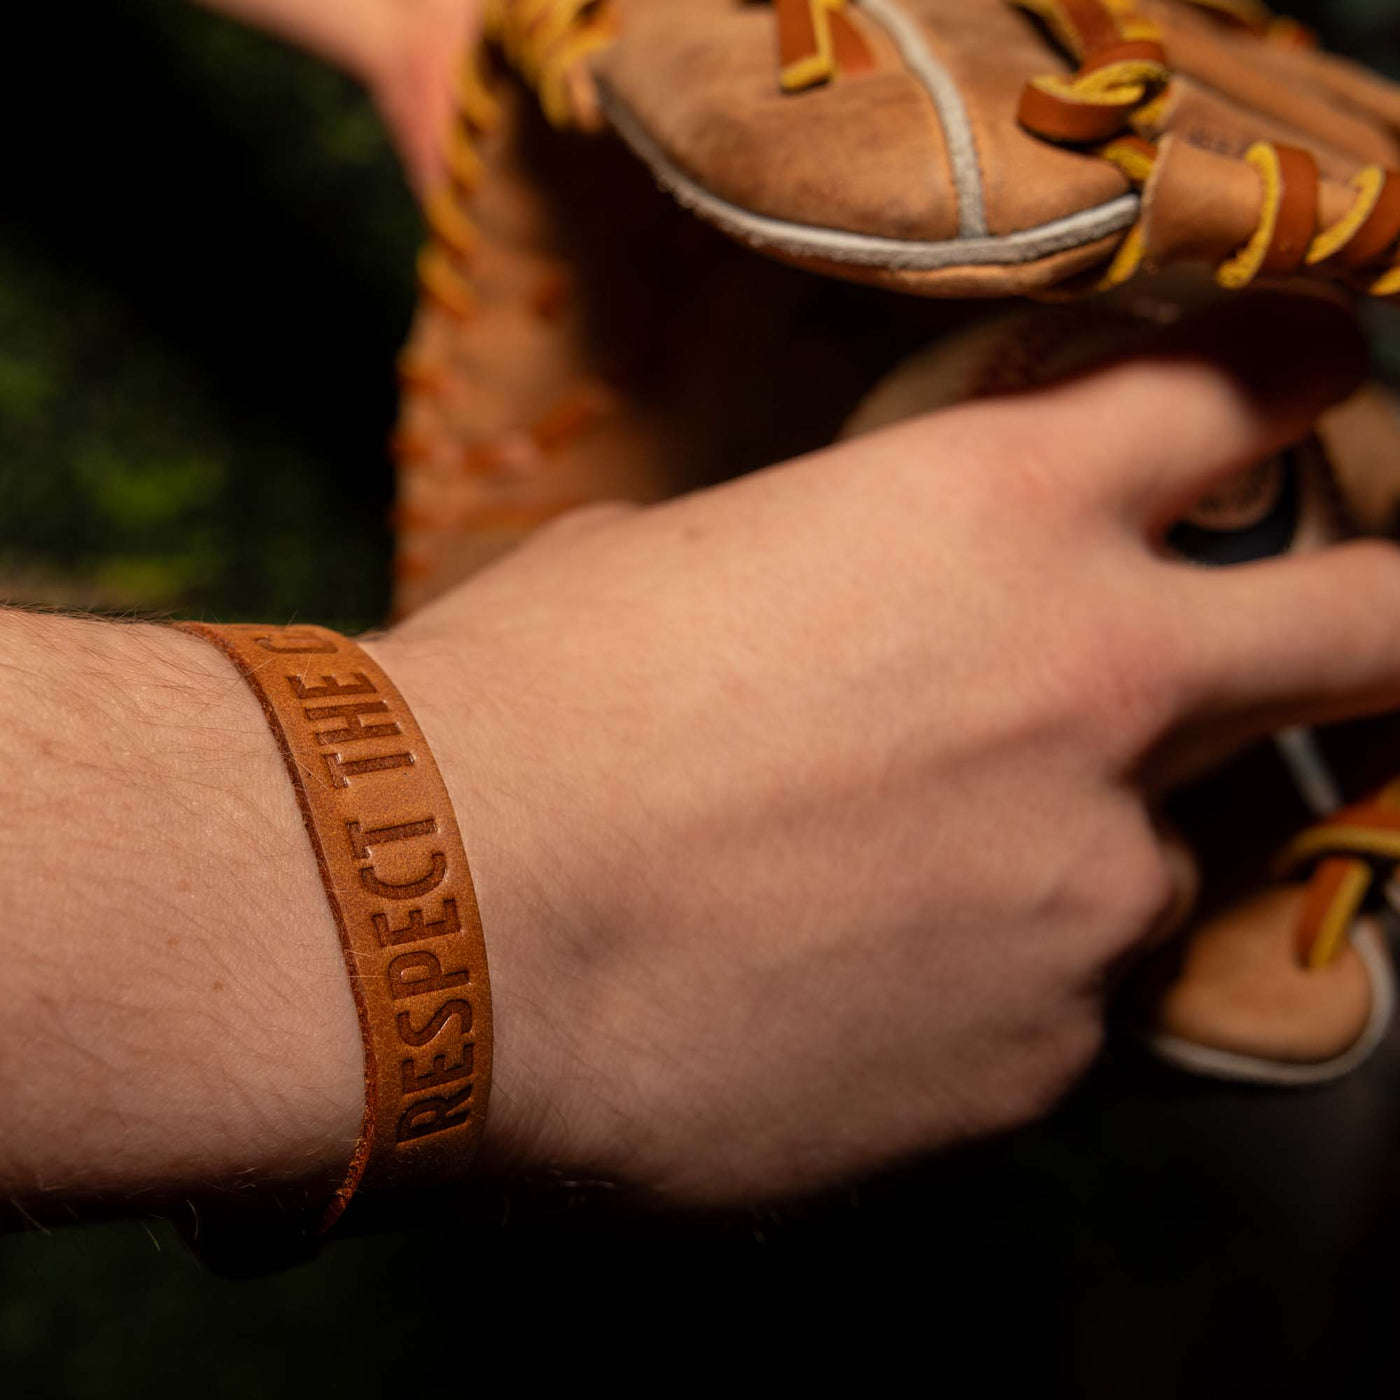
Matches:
[[179, 622, 493, 1243]]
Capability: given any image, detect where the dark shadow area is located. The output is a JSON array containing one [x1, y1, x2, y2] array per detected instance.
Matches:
[[0, 0, 413, 625], [8, 1025, 1400, 1395]]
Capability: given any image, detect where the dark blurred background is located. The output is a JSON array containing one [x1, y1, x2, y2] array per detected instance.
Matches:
[[0, 0, 412, 630], [8, 1, 1400, 1394]]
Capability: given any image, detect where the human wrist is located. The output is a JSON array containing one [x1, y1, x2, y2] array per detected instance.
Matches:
[[356, 623, 570, 1181]]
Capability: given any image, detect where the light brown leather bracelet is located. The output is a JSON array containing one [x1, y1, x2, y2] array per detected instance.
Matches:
[[179, 622, 493, 1244]]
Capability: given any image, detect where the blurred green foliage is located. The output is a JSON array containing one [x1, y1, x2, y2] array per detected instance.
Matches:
[[0, 0, 420, 629]]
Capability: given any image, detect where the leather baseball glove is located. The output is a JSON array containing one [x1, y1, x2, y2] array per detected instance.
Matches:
[[392, 0, 1400, 1083]]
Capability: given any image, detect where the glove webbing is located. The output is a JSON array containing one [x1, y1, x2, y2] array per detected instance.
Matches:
[[394, 0, 620, 581], [413, 0, 618, 331]]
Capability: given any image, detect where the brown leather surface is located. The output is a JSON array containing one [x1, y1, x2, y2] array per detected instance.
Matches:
[[1018, 80, 1141, 144], [584, 0, 1400, 297], [787, 228, 1127, 296], [1145, 9, 1400, 168], [1082, 39, 1169, 68], [1059, 0, 1124, 54], [776, 0, 822, 74], [1140, 78, 1366, 184], [829, 6, 878, 75], [1263, 144, 1319, 274], [1152, 889, 1374, 1063], [397, 3, 1400, 610], [1139, 137, 1263, 267], [1138, 136, 1357, 273], [1268, 37, 1400, 135], [179, 624, 493, 1230], [596, 0, 964, 243]]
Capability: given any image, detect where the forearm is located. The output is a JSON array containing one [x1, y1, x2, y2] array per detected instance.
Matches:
[[0, 611, 363, 1212]]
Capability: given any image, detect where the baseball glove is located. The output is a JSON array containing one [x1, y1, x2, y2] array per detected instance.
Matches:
[[500, 0, 1400, 300], [391, 0, 1400, 1083]]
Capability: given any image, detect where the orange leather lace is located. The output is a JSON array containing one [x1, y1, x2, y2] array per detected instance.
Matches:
[[411, 0, 617, 330], [1280, 781, 1400, 968], [768, 0, 876, 91]]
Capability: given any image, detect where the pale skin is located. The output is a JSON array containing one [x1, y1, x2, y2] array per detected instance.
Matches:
[[5, 3, 1400, 1218]]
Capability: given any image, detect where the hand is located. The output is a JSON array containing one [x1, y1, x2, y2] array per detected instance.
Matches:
[[187, 0, 481, 192], [367, 293, 1400, 1204], [3, 295, 1391, 1217], [365, 0, 484, 195]]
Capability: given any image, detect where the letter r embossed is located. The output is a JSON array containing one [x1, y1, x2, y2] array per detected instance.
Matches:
[[396, 1087, 472, 1143]]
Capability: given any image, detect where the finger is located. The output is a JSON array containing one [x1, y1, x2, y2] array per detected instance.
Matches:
[[994, 291, 1366, 522], [1151, 539, 1400, 786]]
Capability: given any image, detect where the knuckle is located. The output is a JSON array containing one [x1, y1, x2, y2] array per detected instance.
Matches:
[[982, 414, 1071, 510], [1054, 608, 1183, 748], [1055, 811, 1177, 957], [926, 401, 1070, 514], [1047, 1017, 1106, 1093], [1096, 828, 1178, 939], [1003, 1018, 1105, 1127]]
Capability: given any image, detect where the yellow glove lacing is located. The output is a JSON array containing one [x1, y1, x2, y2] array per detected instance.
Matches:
[[410, 0, 617, 329], [1279, 780, 1400, 970]]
